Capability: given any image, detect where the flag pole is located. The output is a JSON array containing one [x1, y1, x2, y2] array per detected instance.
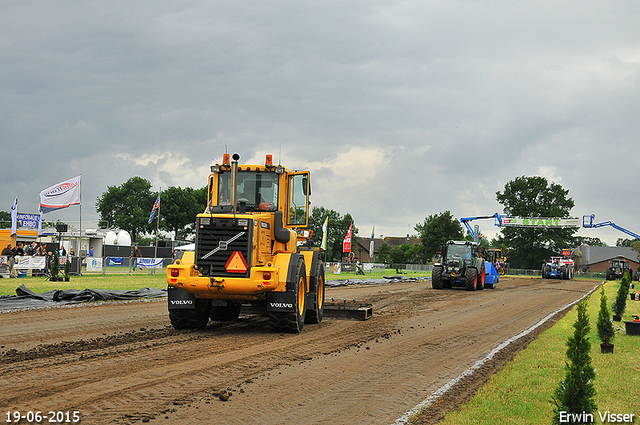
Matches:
[[154, 188, 160, 260], [79, 174, 83, 275]]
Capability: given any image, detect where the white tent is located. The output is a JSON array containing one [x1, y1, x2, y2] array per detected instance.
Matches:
[[175, 243, 195, 251]]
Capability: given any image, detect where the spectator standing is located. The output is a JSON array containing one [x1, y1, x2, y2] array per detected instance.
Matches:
[[36, 243, 51, 276], [1, 243, 12, 256], [89, 246, 94, 257], [25, 241, 38, 256], [15, 242, 25, 256], [129, 245, 142, 271]]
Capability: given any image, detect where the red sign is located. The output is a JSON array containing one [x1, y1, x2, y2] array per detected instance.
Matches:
[[225, 251, 248, 273], [343, 223, 353, 253]]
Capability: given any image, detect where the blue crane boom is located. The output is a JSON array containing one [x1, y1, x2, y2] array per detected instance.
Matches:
[[460, 213, 503, 243], [582, 215, 640, 240]]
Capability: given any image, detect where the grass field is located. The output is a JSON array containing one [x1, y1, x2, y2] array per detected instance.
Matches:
[[428, 280, 640, 425]]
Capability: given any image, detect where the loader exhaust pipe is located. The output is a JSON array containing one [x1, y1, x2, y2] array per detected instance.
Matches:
[[230, 153, 240, 211]]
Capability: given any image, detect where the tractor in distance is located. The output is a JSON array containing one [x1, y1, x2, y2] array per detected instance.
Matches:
[[606, 256, 633, 281], [166, 153, 324, 333], [432, 240, 489, 291], [541, 256, 574, 280]]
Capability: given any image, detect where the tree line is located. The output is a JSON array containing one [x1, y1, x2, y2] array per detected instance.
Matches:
[[4, 175, 635, 268]]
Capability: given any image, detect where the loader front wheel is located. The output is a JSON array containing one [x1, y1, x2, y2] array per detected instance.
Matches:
[[269, 258, 307, 333], [432, 266, 443, 289], [169, 298, 211, 329], [305, 261, 325, 324]]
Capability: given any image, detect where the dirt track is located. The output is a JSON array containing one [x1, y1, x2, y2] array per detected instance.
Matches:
[[0, 277, 598, 425]]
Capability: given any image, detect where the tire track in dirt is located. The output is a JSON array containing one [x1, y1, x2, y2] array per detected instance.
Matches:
[[1, 277, 597, 425]]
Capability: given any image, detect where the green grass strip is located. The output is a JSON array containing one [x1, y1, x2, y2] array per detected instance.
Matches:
[[432, 281, 640, 424]]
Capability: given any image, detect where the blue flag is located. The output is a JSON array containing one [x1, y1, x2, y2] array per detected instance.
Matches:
[[148, 193, 160, 224]]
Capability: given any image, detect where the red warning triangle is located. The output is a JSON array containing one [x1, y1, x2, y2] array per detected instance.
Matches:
[[225, 251, 248, 273]]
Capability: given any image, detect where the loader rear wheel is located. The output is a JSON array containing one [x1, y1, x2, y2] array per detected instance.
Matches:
[[210, 302, 242, 321], [465, 268, 477, 291], [169, 298, 211, 329], [305, 261, 325, 324], [432, 266, 444, 289], [269, 258, 307, 333]]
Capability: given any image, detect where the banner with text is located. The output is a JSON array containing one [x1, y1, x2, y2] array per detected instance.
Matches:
[[13, 256, 47, 270], [137, 258, 164, 269], [86, 257, 103, 272], [499, 216, 581, 228]]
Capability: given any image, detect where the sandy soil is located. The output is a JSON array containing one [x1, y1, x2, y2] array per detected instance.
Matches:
[[0, 276, 598, 424]]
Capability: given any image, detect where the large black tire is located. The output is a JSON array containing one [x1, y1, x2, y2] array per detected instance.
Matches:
[[465, 268, 477, 291], [269, 257, 307, 333], [210, 302, 242, 321], [543, 265, 550, 279], [305, 261, 325, 324], [606, 268, 613, 280], [432, 266, 444, 289], [169, 298, 211, 329]]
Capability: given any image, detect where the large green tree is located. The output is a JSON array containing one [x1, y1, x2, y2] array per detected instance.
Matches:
[[308, 206, 357, 262], [496, 176, 575, 269], [415, 211, 464, 261], [160, 186, 208, 239], [96, 177, 155, 242]]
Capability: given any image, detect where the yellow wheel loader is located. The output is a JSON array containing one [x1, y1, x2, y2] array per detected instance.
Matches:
[[167, 153, 324, 333]]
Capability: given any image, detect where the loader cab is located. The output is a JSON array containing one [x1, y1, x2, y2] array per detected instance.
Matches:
[[207, 154, 311, 228], [218, 171, 280, 212]]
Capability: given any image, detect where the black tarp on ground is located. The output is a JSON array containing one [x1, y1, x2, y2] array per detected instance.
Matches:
[[0, 284, 167, 311], [325, 275, 425, 287], [0, 276, 424, 311]]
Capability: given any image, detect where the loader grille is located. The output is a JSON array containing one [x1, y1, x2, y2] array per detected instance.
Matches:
[[195, 217, 253, 278]]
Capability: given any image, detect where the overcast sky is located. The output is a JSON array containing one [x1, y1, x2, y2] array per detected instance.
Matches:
[[2, 1, 639, 246]]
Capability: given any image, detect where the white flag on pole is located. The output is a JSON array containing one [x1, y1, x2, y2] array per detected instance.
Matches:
[[39, 175, 82, 214], [10, 196, 18, 236], [321, 217, 328, 250], [369, 226, 375, 258]]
